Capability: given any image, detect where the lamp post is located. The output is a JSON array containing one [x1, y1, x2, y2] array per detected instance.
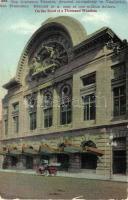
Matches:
[[107, 133, 117, 180]]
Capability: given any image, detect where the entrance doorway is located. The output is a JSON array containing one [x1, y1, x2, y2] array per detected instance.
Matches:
[[26, 156, 33, 169], [11, 156, 18, 167], [113, 150, 126, 174], [57, 154, 69, 171], [112, 137, 126, 174], [81, 153, 97, 169]]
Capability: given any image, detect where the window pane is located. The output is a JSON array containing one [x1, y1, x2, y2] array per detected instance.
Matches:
[[61, 111, 66, 125], [84, 104, 89, 120], [44, 93, 52, 108], [49, 116, 52, 127], [120, 97, 126, 115], [61, 104, 68, 112], [82, 73, 96, 86], [30, 112, 36, 130], [114, 88, 119, 97], [83, 94, 96, 121], [30, 114, 33, 130], [67, 110, 72, 124], [44, 108, 52, 128], [90, 94, 95, 102], [60, 103, 72, 125], [114, 98, 119, 116], [90, 103, 95, 120], [60, 84, 72, 125], [84, 95, 89, 103], [16, 116, 19, 132], [120, 86, 125, 95], [113, 64, 126, 80], [13, 103, 19, 112], [33, 113, 36, 129], [113, 86, 126, 117], [44, 109, 49, 117], [44, 118, 49, 128], [13, 116, 19, 133]]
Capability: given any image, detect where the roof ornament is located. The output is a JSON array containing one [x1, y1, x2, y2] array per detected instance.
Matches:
[[106, 39, 121, 55], [106, 38, 128, 55]]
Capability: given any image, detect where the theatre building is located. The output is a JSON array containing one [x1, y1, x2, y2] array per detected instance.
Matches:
[[0, 16, 128, 179]]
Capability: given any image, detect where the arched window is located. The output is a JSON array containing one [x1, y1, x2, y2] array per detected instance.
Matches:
[[81, 140, 97, 169], [27, 93, 37, 130], [60, 84, 72, 125], [43, 91, 53, 128]]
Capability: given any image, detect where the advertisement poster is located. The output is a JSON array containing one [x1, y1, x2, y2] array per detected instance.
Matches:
[[0, 0, 128, 199]]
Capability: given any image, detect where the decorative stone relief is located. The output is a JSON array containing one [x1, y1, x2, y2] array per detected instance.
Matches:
[[28, 33, 73, 81]]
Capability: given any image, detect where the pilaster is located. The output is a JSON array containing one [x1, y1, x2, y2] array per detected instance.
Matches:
[[37, 92, 42, 129], [96, 52, 112, 124], [96, 132, 111, 178], [72, 74, 82, 128], [52, 87, 59, 128]]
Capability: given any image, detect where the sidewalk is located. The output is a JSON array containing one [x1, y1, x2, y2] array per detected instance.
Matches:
[[0, 169, 127, 182]]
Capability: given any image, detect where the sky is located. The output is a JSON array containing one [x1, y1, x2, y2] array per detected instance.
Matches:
[[0, 1, 128, 119]]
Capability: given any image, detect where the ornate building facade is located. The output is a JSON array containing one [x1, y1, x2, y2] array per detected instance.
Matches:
[[0, 16, 128, 179]]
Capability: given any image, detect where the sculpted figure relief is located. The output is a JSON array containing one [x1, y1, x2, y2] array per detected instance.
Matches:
[[30, 44, 65, 76]]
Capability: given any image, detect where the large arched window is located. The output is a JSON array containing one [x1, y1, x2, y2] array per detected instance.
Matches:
[[60, 84, 72, 125], [43, 91, 53, 128]]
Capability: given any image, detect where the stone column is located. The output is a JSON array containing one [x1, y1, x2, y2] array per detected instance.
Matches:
[[33, 156, 40, 169], [96, 134, 111, 178], [6, 156, 12, 169], [17, 155, 26, 169], [69, 154, 81, 172]]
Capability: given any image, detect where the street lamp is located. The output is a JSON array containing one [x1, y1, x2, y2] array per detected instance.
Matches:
[[107, 132, 117, 179]]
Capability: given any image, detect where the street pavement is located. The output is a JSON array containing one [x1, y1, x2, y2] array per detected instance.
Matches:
[[0, 171, 127, 199]]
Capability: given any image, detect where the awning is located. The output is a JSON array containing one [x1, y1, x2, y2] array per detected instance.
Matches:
[[39, 144, 58, 155], [0, 146, 9, 155], [6, 145, 22, 156], [64, 145, 82, 153], [22, 145, 38, 156], [8, 149, 22, 156], [0, 150, 8, 155], [23, 149, 38, 156], [83, 146, 104, 156]]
